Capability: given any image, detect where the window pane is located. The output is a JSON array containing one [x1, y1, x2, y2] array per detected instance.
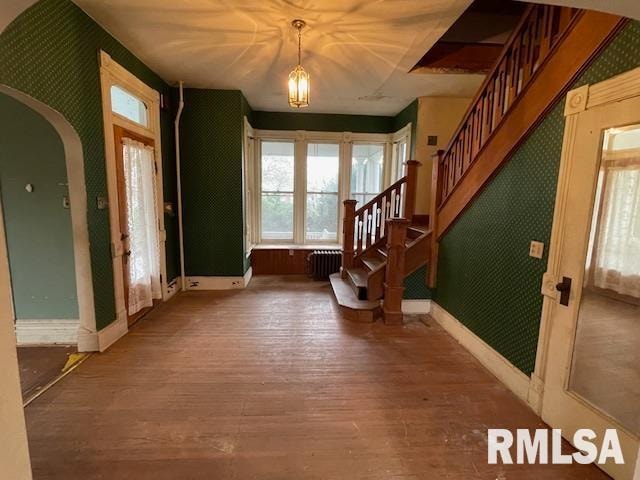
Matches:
[[351, 144, 384, 207], [395, 141, 407, 180], [307, 143, 339, 192], [306, 193, 338, 242], [111, 85, 148, 126], [262, 141, 294, 192], [261, 193, 293, 240]]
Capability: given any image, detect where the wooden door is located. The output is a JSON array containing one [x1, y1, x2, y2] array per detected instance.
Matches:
[[541, 94, 640, 479], [113, 125, 158, 326]]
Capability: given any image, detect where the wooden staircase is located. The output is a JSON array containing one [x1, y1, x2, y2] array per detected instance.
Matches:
[[331, 4, 626, 323], [330, 161, 432, 324]]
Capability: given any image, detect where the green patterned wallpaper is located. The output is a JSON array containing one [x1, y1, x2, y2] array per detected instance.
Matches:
[[434, 21, 640, 375], [392, 100, 418, 159], [0, 0, 179, 329], [180, 89, 246, 277], [404, 265, 431, 300]]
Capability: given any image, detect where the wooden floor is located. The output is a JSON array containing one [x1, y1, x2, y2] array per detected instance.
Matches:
[[25, 276, 609, 479], [17, 345, 75, 399], [570, 289, 640, 435]]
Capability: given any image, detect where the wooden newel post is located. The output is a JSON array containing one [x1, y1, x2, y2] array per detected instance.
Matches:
[[403, 160, 421, 222], [383, 217, 410, 324], [341, 199, 358, 279], [427, 150, 444, 288]]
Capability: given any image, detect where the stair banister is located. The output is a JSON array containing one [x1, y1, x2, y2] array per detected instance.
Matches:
[[341, 199, 358, 279], [428, 151, 444, 288], [403, 160, 421, 222], [382, 218, 410, 324]]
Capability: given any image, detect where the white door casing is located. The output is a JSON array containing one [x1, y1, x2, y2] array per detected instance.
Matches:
[[537, 67, 640, 480]]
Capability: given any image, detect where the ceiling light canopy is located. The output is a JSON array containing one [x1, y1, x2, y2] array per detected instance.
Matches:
[[288, 19, 310, 108]]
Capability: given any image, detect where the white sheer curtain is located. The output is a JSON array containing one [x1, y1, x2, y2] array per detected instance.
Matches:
[[123, 138, 161, 315], [592, 159, 640, 298]]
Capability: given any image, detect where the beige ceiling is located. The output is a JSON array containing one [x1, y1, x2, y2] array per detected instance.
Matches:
[[73, 0, 485, 115]]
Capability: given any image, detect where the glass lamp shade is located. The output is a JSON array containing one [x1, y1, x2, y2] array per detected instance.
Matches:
[[288, 65, 310, 108]]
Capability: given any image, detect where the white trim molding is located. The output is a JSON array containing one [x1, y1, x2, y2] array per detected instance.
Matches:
[[165, 276, 183, 300], [15, 319, 79, 346], [401, 299, 431, 314], [430, 302, 534, 408], [99, 50, 168, 330], [186, 268, 253, 291]]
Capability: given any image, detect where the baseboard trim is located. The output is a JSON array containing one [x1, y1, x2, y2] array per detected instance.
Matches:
[[430, 302, 532, 407], [402, 299, 431, 314], [96, 310, 128, 352], [187, 268, 253, 290], [165, 276, 182, 300], [15, 319, 79, 346]]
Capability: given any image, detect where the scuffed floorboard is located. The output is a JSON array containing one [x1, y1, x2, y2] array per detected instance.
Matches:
[[24, 276, 608, 479]]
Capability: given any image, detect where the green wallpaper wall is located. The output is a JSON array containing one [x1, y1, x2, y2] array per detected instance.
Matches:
[[393, 100, 418, 159], [180, 89, 247, 277], [251, 111, 394, 133], [0, 0, 178, 329], [434, 21, 640, 375], [0, 93, 79, 319]]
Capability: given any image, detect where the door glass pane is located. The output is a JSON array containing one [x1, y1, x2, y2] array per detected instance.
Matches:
[[568, 124, 640, 436], [111, 85, 148, 127], [261, 193, 293, 240], [306, 143, 339, 242], [351, 144, 384, 208]]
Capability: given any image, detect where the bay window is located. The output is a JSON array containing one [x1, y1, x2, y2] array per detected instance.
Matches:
[[306, 143, 340, 242], [251, 125, 411, 247]]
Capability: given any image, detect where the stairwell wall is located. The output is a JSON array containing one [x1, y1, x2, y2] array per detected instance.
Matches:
[[433, 20, 640, 375]]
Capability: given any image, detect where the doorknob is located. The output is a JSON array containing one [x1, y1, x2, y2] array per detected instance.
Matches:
[[555, 276, 572, 306], [121, 233, 129, 241], [124, 250, 131, 258]]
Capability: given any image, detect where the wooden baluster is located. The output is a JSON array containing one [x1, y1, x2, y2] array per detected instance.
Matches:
[[356, 213, 364, 255], [403, 160, 420, 223], [429, 150, 444, 288], [365, 206, 373, 249], [382, 218, 410, 325], [341, 199, 357, 279]]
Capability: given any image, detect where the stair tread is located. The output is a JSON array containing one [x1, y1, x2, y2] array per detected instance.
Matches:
[[377, 247, 388, 257], [329, 273, 380, 310], [362, 255, 386, 271], [347, 267, 368, 288]]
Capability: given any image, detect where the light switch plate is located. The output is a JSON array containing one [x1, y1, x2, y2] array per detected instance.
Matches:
[[529, 240, 544, 259]]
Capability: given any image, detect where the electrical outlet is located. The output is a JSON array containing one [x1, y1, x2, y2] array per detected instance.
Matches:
[[529, 240, 544, 259]]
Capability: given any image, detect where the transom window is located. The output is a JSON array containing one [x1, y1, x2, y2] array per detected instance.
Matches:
[[111, 85, 149, 127]]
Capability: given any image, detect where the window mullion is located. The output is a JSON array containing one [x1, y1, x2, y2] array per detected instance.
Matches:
[[294, 135, 307, 244]]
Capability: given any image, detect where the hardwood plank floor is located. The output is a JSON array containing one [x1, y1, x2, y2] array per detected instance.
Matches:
[[24, 276, 609, 479], [17, 345, 75, 399]]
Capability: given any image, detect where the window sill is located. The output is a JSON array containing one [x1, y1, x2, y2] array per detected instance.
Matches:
[[253, 243, 341, 250]]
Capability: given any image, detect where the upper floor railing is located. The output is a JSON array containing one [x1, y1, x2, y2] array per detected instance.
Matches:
[[436, 5, 579, 208]]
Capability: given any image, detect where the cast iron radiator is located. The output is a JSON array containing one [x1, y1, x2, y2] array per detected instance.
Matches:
[[307, 250, 341, 280]]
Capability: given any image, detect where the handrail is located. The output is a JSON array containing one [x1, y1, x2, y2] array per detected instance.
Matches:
[[341, 161, 420, 276], [354, 177, 406, 219], [436, 4, 579, 209]]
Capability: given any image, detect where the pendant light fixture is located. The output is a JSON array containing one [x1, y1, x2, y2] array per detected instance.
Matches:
[[288, 19, 310, 108]]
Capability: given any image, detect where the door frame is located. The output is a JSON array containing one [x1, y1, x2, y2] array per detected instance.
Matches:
[[534, 67, 640, 479], [99, 51, 168, 335]]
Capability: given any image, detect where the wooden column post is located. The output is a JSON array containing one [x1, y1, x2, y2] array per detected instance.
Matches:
[[383, 217, 410, 325], [403, 160, 421, 223], [428, 151, 444, 288], [341, 199, 357, 279]]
